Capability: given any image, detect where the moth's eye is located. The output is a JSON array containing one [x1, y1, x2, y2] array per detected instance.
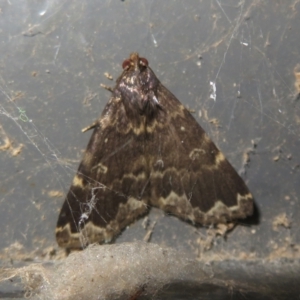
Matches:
[[122, 59, 131, 70], [139, 57, 148, 67]]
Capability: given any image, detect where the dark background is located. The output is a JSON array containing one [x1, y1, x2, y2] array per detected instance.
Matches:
[[0, 0, 299, 298]]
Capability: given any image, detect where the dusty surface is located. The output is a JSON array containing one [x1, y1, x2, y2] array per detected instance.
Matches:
[[0, 0, 299, 298]]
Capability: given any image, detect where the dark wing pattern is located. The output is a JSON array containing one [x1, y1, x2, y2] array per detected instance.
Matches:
[[56, 53, 253, 249], [56, 97, 150, 248], [148, 84, 253, 224]]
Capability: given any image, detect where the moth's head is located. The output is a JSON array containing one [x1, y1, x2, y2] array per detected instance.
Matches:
[[115, 53, 160, 118], [122, 52, 149, 73]]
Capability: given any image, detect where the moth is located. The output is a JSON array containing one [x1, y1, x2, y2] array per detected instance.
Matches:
[[56, 53, 253, 249]]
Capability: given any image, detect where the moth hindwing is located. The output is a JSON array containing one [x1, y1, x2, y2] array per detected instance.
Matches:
[[56, 52, 253, 249]]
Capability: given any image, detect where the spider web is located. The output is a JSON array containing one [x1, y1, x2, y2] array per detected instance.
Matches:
[[0, 0, 300, 298]]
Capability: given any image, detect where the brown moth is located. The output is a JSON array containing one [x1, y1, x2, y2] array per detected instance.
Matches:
[[56, 53, 253, 249]]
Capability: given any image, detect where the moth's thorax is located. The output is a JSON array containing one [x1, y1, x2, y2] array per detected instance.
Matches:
[[114, 59, 160, 120]]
